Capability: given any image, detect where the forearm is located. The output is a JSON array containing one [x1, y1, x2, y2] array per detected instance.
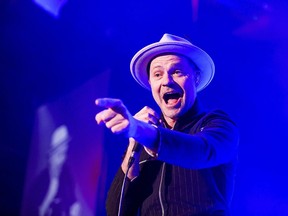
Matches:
[[121, 138, 142, 180], [106, 149, 142, 216], [157, 115, 239, 169]]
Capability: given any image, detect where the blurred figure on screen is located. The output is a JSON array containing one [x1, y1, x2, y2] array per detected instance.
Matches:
[[26, 125, 81, 216]]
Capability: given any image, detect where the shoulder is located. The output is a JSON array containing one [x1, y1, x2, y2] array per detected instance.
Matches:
[[201, 109, 237, 126], [191, 109, 238, 136]]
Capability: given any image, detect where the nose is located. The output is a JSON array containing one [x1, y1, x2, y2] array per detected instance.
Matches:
[[162, 72, 174, 86]]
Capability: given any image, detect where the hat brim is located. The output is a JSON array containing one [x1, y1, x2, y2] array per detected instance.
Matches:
[[130, 41, 215, 92]]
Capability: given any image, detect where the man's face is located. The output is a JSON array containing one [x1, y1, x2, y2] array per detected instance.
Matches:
[[149, 54, 198, 125]]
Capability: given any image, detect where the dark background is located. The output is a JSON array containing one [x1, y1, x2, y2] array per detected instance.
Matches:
[[1, 0, 288, 215]]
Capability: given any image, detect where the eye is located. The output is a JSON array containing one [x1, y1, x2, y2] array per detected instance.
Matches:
[[152, 71, 163, 79], [172, 70, 184, 77], [155, 72, 161, 77]]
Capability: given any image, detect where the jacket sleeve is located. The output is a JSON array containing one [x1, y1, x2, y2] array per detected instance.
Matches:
[[157, 110, 239, 169]]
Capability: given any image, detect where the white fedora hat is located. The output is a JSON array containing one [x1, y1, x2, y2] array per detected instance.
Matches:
[[130, 33, 215, 92]]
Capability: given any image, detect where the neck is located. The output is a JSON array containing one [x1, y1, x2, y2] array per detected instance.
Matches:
[[162, 116, 177, 129], [161, 99, 202, 129]]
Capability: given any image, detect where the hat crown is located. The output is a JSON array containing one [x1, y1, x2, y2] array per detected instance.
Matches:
[[130, 33, 215, 92], [160, 33, 191, 44]]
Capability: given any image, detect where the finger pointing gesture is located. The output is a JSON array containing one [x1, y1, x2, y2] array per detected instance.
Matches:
[[95, 98, 133, 135]]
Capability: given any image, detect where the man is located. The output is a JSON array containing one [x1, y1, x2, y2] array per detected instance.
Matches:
[[95, 34, 239, 215]]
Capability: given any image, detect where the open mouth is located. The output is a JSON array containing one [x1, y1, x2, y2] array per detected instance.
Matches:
[[163, 92, 183, 104]]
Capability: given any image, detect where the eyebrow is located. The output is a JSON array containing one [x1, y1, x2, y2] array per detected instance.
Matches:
[[150, 65, 164, 70]]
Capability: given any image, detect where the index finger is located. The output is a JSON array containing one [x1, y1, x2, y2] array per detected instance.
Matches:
[[95, 98, 123, 109]]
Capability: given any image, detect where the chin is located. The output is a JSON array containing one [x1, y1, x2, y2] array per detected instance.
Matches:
[[163, 109, 182, 119]]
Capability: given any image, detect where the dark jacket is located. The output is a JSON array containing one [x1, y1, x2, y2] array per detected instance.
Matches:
[[106, 101, 239, 216]]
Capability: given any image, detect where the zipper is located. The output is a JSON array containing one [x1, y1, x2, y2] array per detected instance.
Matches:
[[159, 162, 166, 216], [158, 122, 175, 216]]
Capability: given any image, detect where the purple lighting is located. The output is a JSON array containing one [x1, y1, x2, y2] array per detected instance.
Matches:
[[34, 0, 68, 17]]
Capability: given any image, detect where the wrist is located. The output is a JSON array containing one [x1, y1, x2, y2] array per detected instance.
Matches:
[[130, 120, 159, 151]]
